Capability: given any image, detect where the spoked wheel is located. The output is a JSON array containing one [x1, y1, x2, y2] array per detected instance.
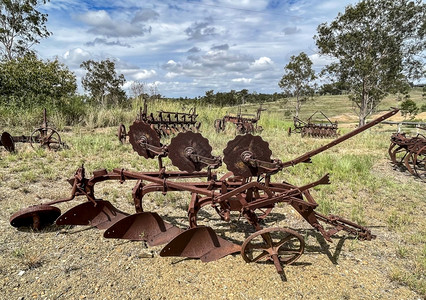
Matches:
[[118, 124, 127, 143], [30, 127, 62, 150], [413, 145, 425, 182], [241, 227, 305, 274]]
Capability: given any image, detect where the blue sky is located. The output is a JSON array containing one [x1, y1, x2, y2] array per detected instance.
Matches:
[[35, 0, 359, 98]]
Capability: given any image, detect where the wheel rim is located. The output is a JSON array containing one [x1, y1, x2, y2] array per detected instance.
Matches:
[[30, 127, 62, 150], [241, 227, 305, 267]]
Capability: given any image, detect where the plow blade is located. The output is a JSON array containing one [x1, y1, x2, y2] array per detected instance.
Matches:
[[56, 200, 128, 229], [103, 212, 183, 246], [160, 227, 241, 262], [10, 204, 61, 230]]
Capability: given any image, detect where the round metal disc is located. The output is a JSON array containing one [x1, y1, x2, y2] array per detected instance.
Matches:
[[168, 131, 214, 172], [128, 121, 161, 158], [10, 204, 61, 229], [223, 134, 272, 177], [1, 132, 15, 152]]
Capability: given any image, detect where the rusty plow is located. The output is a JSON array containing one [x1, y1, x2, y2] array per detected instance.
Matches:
[[10, 109, 399, 274]]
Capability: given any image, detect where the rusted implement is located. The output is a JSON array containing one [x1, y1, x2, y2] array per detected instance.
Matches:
[[289, 111, 339, 138], [118, 101, 201, 143], [0, 108, 66, 152], [11, 109, 399, 274], [214, 105, 265, 134], [388, 131, 425, 181]]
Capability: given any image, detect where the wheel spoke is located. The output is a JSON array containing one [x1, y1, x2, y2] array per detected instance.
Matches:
[[251, 251, 270, 262], [272, 234, 293, 248]]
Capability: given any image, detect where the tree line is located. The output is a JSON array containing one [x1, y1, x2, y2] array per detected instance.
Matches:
[[1, 0, 425, 127]]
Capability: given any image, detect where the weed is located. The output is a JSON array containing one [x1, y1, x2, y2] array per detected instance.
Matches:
[[396, 245, 409, 258], [12, 248, 25, 258], [21, 170, 38, 183], [386, 211, 413, 231]]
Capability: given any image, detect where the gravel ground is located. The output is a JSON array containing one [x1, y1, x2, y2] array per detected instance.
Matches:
[[0, 127, 424, 300], [0, 177, 422, 300]]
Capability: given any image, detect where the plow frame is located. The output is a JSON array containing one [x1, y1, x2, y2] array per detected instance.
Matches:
[[118, 101, 201, 143], [388, 131, 425, 181], [214, 105, 266, 134], [10, 108, 400, 274], [290, 111, 339, 138]]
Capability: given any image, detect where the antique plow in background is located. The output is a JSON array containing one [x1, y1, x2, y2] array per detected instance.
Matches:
[[289, 111, 339, 138], [388, 131, 425, 181], [10, 109, 399, 274], [118, 101, 201, 143], [1, 108, 65, 153], [214, 105, 266, 134]]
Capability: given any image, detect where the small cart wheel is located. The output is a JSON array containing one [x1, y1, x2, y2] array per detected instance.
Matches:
[[241, 227, 304, 273], [30, 127, 62, 150]]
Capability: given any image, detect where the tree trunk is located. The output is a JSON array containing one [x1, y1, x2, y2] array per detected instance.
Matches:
[[295, 89, 300, 118], [358, 93, 368, 127]]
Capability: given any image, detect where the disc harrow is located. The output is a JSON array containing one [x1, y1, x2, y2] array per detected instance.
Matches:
[[388, 131, 425, 181], [289, 111, 339, 138], [1, 108, 67, 153], [10, 109, 399, 275], [118, 101, 201, 143]]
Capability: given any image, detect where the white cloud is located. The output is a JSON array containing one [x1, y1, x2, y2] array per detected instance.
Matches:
[[62, 48, 92, 67], [33, 0, 388, 98], [78, 10, 152, 38], [133, 70, 157, 80], [232, 78, 252, 83], [250, 57, 274, 71]]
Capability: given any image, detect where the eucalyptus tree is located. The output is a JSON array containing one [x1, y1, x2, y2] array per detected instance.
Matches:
[[80, 59, 127, 107], [315, 0, 425, 126], [278, 52, 316, 117], [0, 0, 50, 60]]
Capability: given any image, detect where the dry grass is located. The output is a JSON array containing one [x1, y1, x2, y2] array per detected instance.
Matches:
[[0, 92, 425, 299]]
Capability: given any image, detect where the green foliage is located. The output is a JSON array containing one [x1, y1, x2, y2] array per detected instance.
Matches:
[[400, 99, 419, 118], [278, 52, 316, 117], [0, 53, 77, 109], [319, 82, 349, 95], [80, 59, 127, 107], [0, 0, 50, 60], [315, 0, 425, 126], [199, 89, 283, 106], [421, 104, 426, 112]]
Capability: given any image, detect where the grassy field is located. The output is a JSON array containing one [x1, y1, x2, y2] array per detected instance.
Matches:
[[0, 90, 425, 298]]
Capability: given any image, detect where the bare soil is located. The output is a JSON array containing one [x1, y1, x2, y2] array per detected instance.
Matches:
[[0, 129, 424, 300]]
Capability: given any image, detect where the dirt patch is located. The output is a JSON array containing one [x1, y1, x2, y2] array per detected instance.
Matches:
[[0, 127, 424, 300]]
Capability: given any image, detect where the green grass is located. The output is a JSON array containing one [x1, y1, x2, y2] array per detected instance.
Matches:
[[1, 89, 425, 297]]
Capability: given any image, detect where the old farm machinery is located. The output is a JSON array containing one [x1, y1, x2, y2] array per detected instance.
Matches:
[[289, 111, 339, 138], [1, 108, 66, 153], [10, 109, 399, 274], [388, 132, 425, 182], [214, 105, 266, 134], [118, 103, 201, 143]]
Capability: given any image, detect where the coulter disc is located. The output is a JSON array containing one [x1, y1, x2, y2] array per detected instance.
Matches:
[[223, 134, 272, 178], [128, 121, 161, 158], [168, 131, 214, 172]]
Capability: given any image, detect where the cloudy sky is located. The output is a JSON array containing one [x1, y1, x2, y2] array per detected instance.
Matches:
[[35, 0, 359, 98]]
